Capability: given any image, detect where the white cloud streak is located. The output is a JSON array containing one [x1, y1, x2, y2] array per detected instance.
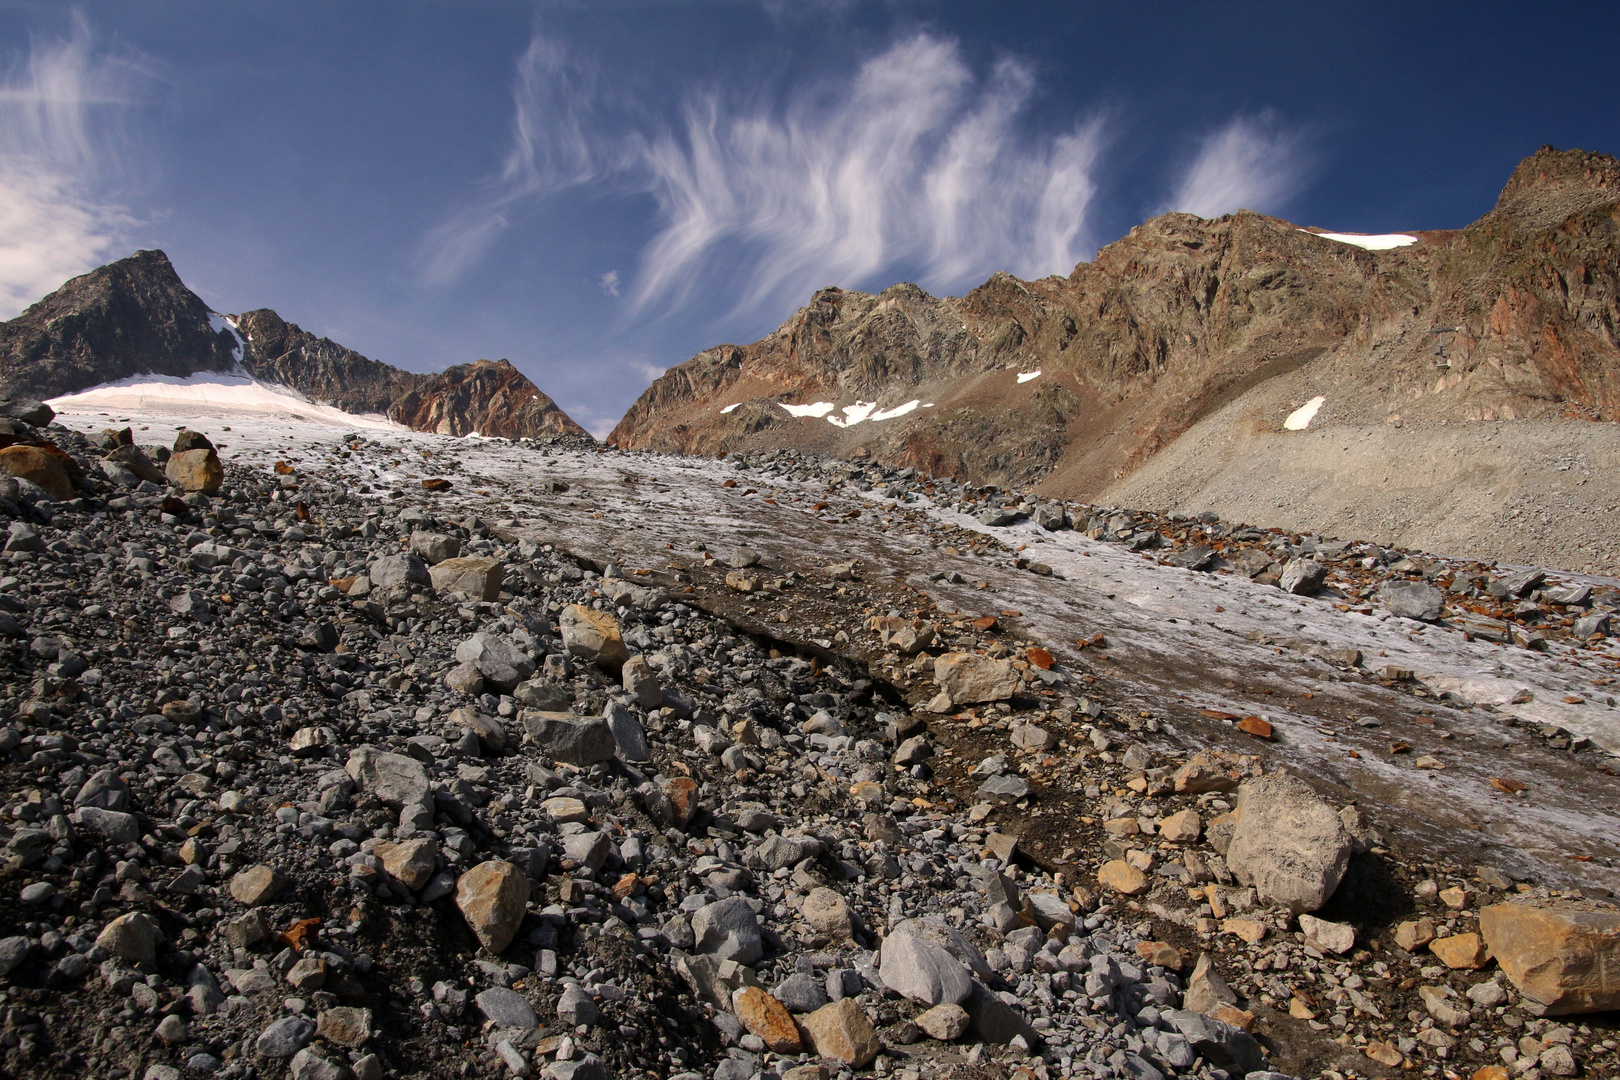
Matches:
[[1163, 112, 1304, 219], [425, 32, 1108, 316], [0, 15, 147, 318]]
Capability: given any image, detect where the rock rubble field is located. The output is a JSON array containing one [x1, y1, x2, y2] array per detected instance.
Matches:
[[0, 395, 1616, 1080]]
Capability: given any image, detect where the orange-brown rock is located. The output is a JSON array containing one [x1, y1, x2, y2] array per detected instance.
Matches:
[[1098, 860, 1148, 896], [1430, 932, 1491, 970], [0, 444, 73, 499], [1480, 900, 1620, 1014], [732, 987, 803, 1053], [455, 861, 528, 954]]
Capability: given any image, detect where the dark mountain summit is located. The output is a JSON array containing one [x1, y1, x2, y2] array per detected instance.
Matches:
[[0, 250, 237, 400]]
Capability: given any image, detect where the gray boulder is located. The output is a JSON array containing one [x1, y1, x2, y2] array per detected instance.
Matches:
[[691, 897, 763, 964], [1378, 580, 1445, 621], [520, 713, 615, 767], [1278, 558, 1327, 596], [879, 930, 973, 1006], [369, 553, 430, 589]]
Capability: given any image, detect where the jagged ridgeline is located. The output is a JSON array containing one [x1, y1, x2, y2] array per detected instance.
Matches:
[[610, 146, 1620, 494], [0, 252, 588, 441]]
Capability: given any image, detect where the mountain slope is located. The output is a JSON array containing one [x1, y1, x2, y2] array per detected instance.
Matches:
[[609, 147, 1620, 501]]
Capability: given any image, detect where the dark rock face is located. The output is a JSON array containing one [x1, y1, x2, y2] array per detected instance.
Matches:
[[388, 359, 589, 440], [609, 146, 1620, 494], [233, 309, 428, 418], [0, 250, 237, 400]]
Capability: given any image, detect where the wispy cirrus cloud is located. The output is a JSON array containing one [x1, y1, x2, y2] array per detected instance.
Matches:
[[423, 32, 1108, 317], [1162, 112, 1306, 219], [0, 15, 150, 317]]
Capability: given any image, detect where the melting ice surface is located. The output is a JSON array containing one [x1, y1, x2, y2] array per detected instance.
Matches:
[[1284, 395, 1326, 430], [1017, 370, 1042, 384], [1301, 229, 1417, 251]]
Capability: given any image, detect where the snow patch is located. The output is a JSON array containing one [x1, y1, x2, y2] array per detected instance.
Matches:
[[1283, 396, 1326, 431], [208, 311, 243, 354], [1017, 370, 1042, 384], [779, 401, 836, 419], [782, 398, 926, 427], [1301, 229, 1417, 251], [47, 371, 403, 431], [720, 403, 741, 414]]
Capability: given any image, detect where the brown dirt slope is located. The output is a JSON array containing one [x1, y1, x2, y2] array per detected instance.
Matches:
[[609, 146, 1620, 501]]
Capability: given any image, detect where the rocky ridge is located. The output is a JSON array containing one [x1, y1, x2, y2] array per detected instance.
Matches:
[[608, 146, 1620, 531], [0, 401, 1615, 1080]]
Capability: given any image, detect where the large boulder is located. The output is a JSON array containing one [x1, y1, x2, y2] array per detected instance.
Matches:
[[455, 861, 527, 954], [691, 897, 763, 964], [1278, 558, 1327, 595], [559, 605, 629, 671], [520, 712, 615, 767], [164, 448, 223, 493], [879, 930, 973, 1006], [344, 747, 431, 809], [799, 998, 881, 1068], [1378, 581, 1445, 621], [1224, 775, 1351, 913], [0, 398, 54, 427], [408, 531, 460, 564], [933, 652, 1019, 705], [1161, 1010, 1264, 1076], [429, 557, 504, 602], [454, 632, 534, 692], [0, 445, 72, 500], [369, 553, 431, 589], [1480, 900, 1620, 1015]]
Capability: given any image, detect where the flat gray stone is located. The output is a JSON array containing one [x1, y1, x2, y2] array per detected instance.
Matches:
[[475, 986, 538, 1029]]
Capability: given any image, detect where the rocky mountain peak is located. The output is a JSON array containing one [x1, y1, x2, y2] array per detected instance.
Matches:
[[387, 359, 589, 440], [0, 249, 237, 400]]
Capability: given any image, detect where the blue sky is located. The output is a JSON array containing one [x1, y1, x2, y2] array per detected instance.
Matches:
[[1, 2, 1616, 435]]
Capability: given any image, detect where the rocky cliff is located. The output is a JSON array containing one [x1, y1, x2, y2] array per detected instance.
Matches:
[[232, 308, 428, 418], [609, 146, 1620, 495], [387, 358, 589, 439], [0, 251, 590, 441], [0, 250, 238, 400]]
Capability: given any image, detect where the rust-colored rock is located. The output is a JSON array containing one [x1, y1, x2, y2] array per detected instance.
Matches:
[[1480, 900, 1620, 1014], [732, 987, 804, 1053], [659, 776, 699, 828]]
